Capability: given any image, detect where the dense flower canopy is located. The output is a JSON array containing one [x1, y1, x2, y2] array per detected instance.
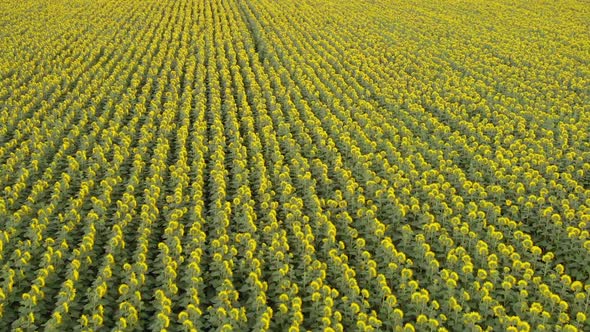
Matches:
[[0, 0, 589, 331]]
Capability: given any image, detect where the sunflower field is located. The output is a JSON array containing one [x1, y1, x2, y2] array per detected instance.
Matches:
[[0, 0, 589, 331]]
